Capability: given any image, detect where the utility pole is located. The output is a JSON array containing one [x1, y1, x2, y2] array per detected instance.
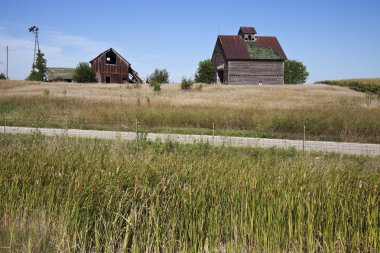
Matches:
[[6, 46, 9, 80]]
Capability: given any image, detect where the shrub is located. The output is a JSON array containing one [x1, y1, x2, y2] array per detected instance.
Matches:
[[194, 59, 215, 84], [0, 73, 6, 80], [150, 80, 161, 92], [148, 68, 169, 84], [73, 62, 97, 83], [181, 77, 194, 90]]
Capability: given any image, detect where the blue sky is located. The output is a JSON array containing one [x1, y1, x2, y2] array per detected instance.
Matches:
[[1, 0, 379, 83]]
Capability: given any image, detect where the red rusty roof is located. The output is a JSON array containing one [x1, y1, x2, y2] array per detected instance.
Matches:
[[218, 35, 250, 60], [239, 27, 257, 35], [217, 35, 287, 61]]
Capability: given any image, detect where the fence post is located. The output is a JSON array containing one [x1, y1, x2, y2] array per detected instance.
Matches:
[[303, 125, 306, 152], [212, 122, 215, 145], [135, 119, 138, 141], [3, 115, 5, 134]]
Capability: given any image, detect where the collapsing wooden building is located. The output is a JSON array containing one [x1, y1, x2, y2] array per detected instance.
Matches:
[[90, 48, 142, 84], [212, 27, 287, 84]]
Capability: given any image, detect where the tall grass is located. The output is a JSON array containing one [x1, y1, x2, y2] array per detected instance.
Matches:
[[1, 82, 380, 143], [0, 134, 379, 252]]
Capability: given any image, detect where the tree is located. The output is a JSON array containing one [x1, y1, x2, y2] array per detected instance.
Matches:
[[194, 59, 215, 84], [148, 68, 169, 84], [73, 62, 97, 83], [284, 60, 309, 84], [0, 73, 6, 80], [26, 49, 47, 81]]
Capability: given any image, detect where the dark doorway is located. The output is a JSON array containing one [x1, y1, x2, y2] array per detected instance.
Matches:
[[217, 70, 224, 83], [106, 76, 111, 83]]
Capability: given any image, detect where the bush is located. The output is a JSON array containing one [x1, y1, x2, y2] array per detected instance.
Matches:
[[181, 77, 194, 90], [284, 60, 309, 84], [148, 68, 169, 84], [194, 59, 215, 84], [150, 80, 161, 92], [73, 62, 97, 83], [0, 73, 6, 80]]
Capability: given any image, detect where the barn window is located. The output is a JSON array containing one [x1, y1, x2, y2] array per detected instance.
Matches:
[[105, 50, 117, 65]]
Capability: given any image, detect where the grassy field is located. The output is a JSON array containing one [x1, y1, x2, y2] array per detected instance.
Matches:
[[0, 134, 379, 252], [316, 78, 380, 94], [1, 80, 380, 143]]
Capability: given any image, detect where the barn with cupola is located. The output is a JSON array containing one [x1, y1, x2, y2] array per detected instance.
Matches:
[[212, 27, 287, 84]]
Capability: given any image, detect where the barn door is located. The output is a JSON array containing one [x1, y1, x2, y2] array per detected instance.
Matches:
[[106, 76, 111, 84], [217, 70, 224, 84]]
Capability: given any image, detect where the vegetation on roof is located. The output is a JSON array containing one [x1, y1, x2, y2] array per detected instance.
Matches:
[[47, 68, 75, 80], [246, 42, 282, 60]]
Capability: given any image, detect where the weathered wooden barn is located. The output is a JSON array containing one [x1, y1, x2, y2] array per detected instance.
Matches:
[[90, 48, 142, 84], [212, 27, 287, 84]]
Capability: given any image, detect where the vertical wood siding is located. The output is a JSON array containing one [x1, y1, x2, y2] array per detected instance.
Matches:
[[91, 53, 129, 83], [212, 41, 228, 84]]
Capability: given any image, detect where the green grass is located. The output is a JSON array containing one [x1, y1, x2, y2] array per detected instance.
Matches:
[[0, 134, 379, 252]]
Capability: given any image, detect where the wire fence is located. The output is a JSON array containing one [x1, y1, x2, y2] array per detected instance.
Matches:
[[1, 115, 380, 157]]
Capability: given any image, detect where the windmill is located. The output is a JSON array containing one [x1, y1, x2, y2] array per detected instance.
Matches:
[[28, 26, 39, 66]]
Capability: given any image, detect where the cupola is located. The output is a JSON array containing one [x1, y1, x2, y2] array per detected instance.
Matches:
[[238, 27, 257, 41]]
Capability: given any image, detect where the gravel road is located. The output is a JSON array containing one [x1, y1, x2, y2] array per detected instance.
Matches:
[[2, 126, 379, 156]]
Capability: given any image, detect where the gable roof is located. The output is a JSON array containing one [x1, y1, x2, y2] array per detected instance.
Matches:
[[239, 27, 257, 35], [90, 48, 130, 65], [216, 35, 287, 61]]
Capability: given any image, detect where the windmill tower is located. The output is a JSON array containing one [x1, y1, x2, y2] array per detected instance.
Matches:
[[28, 26, 39, 66]]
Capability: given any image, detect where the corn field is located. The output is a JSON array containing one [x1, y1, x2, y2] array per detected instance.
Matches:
[[0, 134, 379, 252], [316, 78, 380, 94]]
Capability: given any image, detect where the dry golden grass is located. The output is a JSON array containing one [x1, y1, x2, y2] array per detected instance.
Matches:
[[1, 80, 379, 142], [1, 80, 373, 109]]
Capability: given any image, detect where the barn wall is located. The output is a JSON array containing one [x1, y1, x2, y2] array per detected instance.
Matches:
[[91, 53, 129, 83], [212, 42, 225, 69], [212, 42, 227, 83], [227, 61, 284, 84]]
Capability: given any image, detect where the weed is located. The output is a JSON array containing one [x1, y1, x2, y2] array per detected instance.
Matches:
[[0, 134, 378, 252], [43, 89, 50, 96]]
